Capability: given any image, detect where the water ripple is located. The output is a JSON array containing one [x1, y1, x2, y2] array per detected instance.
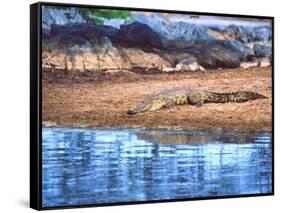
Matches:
[[42, 128, 272, 207]]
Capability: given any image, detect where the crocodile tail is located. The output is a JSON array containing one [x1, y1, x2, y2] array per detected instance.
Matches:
[[206, 91, 267, 103], [227, 91, 267, 103]]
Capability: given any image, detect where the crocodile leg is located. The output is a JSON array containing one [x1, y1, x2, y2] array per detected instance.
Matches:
[[188, 94, 205, 107]]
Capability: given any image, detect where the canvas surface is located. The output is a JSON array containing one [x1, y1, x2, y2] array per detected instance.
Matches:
[[39, 3, 273, 208]]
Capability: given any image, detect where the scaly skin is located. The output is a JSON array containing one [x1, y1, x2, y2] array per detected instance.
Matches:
[[128, 87, 267, 114]]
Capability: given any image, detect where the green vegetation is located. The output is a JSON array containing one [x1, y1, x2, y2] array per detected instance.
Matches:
[[45, 6, 132, 24], [79, 119, 88, 127]]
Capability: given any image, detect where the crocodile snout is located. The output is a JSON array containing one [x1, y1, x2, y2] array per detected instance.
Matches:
[[127, 108, 137, 115]]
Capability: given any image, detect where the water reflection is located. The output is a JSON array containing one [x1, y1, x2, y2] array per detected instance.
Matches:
[[42, 128, 272, 207]]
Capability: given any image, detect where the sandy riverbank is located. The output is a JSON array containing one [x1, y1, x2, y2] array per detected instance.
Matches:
[[42, 67, 272, 131]]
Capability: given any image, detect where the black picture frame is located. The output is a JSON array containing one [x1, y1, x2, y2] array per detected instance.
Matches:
[[30, 1, 274, 210]]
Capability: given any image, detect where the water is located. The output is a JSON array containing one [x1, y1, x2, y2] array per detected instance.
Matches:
[[42, 128, 272, 207]]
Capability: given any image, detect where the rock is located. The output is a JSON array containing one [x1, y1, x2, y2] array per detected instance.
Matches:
[[159, 52, 195, 67], [42, 6, 85, 30], [246, 41, 272, 49], [240, 57, 271, 69], [42, 35, 128, 72], [42, 58, 64, 72], [162, 39, 194, 49], [162, 67, 176, 73], [254, 26, 272, 41], [199, 66, 206, 71], [127, 14, 214, 48], [223, 25, 249, 43], [166, 22, 214, 42], [105, 69, 135, 74], [186, 40, 242, 68], [50, 23, 119, 41], [207, 25, 256, 43], [222, 25, 271, 43], [160, 22, 214, 48], [42, 28, 51, 39], [254, 44, 272, 58], [42, 33, 171, 72], [161, 55, 205, 72], [206, 28, 225, 40], [175, 58, 205, 71], [240, 60, 259, 69], [122, 48, 171, 70], [230, 40, 254, 60], [206, 25, 272, 44], [118, 22, 163, 48], [259, 57, 271, 67], [42, 23, 171, 72], [41, 19, 272, 73]]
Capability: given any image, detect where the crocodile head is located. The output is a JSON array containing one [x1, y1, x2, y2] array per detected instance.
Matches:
[[128, 97, 167, 115]]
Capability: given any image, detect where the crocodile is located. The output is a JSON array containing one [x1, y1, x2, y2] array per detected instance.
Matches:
[[128, 87, 267, 114]]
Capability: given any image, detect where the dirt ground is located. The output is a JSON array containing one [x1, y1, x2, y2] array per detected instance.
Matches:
[[42, 67, 272, 131]]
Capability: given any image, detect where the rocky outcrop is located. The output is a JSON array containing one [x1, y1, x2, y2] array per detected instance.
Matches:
[[50, 23, 119, 41], [205, 25, 272, 65], [42, 6, 85, 30], [118, 22, 163, 48], [223, 25, 250, 43], [184, 40, 242, 68], [240, 60, 259, 69], [43, 21, 214, 72], [43, 34, 172, 72], [259, 58, 271, 67], [160, 55, 205, 72], [206, 25, 271, 43], [176, 58, 206, 72], [240, 57, 271, 69], [254, 26, 272, 41], [254, 44, 272, 58], [129, 14, 213, 42], [125, 14, 214, 49], [42, 14, 272, 73], [121, 48, 171, 70]]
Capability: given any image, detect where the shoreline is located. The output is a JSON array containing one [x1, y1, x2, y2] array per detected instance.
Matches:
[[42, 124, 272, 133], [43, 67, 272, 132]]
